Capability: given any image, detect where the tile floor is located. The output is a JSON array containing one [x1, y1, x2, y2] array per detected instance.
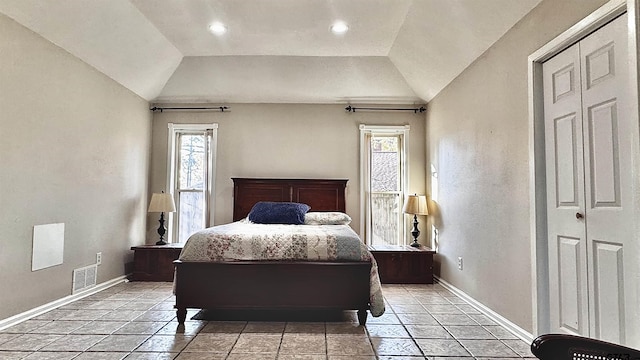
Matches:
[[0, 281, 536, 359]]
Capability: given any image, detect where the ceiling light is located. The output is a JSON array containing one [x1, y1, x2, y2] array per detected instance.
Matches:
[[208, 22, 227, 35], [330, 22, 349, 34]]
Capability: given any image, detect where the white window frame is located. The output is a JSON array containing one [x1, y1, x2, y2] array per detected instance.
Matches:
[[166, 123, 218, 243], [359, 124, 410, 245]]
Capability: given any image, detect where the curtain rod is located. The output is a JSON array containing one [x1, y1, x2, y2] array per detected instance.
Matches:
[[345, 105, 425, 113], [150, 106, 230, 113]]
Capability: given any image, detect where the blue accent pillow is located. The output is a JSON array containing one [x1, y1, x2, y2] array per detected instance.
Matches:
[[248, 201, 311, 225]]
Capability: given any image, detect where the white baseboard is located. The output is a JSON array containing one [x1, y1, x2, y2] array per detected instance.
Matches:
[[435, 276, 534, 343], [0, 275, 128, 331]]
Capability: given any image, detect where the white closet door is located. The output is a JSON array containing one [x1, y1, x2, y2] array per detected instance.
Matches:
[[580, 13, 630, 344], [543, 13, 631, 344], [543, 41, 589, 337]]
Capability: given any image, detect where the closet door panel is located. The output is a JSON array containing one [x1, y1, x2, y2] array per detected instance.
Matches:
[[580, 13, 630, 345], [554, 114, 581, 207], [586, 100, 620, 207], [557, 236, 586, 334], [592, 241, 625, 341], [543, 42, 589, 336]]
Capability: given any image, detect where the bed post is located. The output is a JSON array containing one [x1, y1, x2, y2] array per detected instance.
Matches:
[[357, 309, 368, 325], [176, 307, 187, 324]]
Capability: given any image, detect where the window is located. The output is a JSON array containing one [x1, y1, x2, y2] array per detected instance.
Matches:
[[359, 125, 409, 246], [167, 123, 218, 243]]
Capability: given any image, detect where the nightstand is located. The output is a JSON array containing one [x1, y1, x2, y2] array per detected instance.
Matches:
[[130, 243, 184, 281], [368, 244, 435, 284]]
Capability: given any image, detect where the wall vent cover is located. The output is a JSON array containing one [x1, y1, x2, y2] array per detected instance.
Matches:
[[72, 264, 97, 294]]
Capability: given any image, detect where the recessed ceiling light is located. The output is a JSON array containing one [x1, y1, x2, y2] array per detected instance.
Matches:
[[209, 22, 227, 35], [330, 21, 349, 34]]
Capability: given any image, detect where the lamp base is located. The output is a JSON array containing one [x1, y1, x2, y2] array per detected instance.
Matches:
[[409, 214, 421, 248], [156, 212, 168, 246]]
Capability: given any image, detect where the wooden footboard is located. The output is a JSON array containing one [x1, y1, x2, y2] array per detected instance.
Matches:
[[173, 260, 371, 325]]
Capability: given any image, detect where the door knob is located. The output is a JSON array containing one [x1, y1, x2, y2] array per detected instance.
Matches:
[[576, 212, 584, 219]]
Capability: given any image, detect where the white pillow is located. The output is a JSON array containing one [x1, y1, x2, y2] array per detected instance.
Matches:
[[304, 212, 352, 225]]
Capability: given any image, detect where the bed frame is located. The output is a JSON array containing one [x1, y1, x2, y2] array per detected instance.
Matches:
[[173, 178, 372, 325]]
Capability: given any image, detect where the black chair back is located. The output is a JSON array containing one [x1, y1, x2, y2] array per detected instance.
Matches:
[[531, 334, 640, 360]]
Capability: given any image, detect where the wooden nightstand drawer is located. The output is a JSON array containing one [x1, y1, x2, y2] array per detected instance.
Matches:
[[368, 245, 435, 284], [130, 243, 183, 281]]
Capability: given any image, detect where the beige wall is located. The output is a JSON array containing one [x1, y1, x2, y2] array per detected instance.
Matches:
[[148, 104, 426, 241], [425, 0, 609, 332], [0, 14, 151, 320]]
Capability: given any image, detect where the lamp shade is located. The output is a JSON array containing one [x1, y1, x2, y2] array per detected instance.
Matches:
[[403, 194, 428, 215], [148, 193, 176, 213]]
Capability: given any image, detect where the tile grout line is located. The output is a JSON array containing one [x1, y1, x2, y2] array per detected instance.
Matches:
[[399, 287, 428, 358]]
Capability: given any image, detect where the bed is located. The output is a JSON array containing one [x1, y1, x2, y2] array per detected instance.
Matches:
[[173, 178, 384, 325]]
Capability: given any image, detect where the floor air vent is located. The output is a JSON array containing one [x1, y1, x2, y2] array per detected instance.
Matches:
[[72, 264, 97, 294]]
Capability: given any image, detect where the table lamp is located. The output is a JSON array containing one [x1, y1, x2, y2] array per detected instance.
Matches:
[[148, 192, 176, 245], [403, 194, 429, 247]]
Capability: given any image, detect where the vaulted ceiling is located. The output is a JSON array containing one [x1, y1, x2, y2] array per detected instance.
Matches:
[[0, 0, 541, 104]]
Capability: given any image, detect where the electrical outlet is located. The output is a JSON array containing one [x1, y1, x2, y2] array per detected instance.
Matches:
[[96, 252, 102, 266], [457, 256, 463, 270]]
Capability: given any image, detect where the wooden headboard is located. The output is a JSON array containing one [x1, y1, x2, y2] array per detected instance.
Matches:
[[232, 178, 348, 221]]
